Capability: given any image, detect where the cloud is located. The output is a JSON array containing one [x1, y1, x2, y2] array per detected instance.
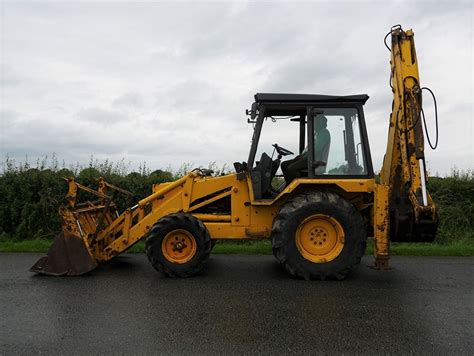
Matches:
[[77, 107, 128, 124], [0, 64, 22, 88], [0, 109, 20, 128], [112, 92, 145, 109], [0, 1, 472, 175]]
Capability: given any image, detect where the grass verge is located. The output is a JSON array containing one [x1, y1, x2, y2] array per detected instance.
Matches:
[[1, 239, 473, 256]]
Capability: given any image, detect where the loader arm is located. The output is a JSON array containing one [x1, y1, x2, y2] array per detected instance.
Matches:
[[31, 173, 204, 274], [31, 171, 264, 275], [373, 26, 438, 268]]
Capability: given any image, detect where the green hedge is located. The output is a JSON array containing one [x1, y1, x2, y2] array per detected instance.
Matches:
[[0, 157, 174, 241], [427, 171, 474, 244], [0, 157, 472, 245]]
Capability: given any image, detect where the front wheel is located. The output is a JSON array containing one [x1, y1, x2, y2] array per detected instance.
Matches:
[[145, 213, 212, 277], [271, 191, 367, 280]]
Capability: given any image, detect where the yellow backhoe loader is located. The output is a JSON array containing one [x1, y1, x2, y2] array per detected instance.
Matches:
[[31, 25, 438, 279]]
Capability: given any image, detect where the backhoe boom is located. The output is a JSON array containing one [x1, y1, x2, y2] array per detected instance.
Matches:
[[374, 26, 438, 268]]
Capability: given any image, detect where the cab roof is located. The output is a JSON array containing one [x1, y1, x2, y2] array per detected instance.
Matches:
[[254, 93, 369, 105]]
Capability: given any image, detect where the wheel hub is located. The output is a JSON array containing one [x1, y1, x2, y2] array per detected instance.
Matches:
[[295, 214, 345, 263], [162, 229, 197, 264]]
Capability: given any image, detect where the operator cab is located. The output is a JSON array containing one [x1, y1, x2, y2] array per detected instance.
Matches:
[[238, 93, 373, 199]]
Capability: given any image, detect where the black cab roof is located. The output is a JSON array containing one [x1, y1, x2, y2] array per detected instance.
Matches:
[[254, 93, 369, 105]]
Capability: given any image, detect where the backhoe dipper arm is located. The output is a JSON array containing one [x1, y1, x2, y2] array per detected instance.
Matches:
[[374, 26, 438, 268], [381, 26, 427, 204]]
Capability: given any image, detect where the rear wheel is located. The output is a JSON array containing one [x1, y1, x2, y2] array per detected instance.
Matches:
[[271, 191, 367, 280], [145, 213, 212, 277]]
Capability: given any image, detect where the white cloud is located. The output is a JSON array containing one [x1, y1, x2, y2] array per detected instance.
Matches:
[[0, 1, 472, 175]]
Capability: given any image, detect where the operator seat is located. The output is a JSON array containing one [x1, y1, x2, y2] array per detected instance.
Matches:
[[252, 153, 279, 199]]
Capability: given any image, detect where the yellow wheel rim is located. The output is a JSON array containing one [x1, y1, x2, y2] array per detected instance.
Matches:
[[295, 214, 345, 263], [161, 229, 197, 264]]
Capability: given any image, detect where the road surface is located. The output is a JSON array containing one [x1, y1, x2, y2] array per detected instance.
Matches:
[[1, 253, 473, 354]]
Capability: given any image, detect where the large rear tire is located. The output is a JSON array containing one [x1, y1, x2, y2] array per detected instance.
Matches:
[[145, 213, 212, 277], [271, 191, 367, 280]]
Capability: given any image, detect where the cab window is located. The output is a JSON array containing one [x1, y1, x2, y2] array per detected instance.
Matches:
[[311, 108, 367, 175]]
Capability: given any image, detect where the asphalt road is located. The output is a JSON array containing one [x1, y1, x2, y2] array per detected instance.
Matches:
[[1, 254, 473, 355]]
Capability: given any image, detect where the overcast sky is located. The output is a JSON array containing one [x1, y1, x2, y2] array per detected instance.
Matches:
[[1, 0, 472, 176]]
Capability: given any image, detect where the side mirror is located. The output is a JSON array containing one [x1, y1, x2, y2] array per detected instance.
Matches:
[[246, 102, 258, 123]]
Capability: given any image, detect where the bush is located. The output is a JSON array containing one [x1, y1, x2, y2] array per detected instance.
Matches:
[[0, 156, 174, 240], [0, 156, 472, 245], [427, 169, 474, 244]]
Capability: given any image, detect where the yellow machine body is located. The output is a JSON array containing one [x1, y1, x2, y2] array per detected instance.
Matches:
[[58, 174, 375, 262]]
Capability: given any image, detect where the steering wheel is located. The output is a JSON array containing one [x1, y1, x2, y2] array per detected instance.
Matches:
[[272, 143, 294, 157]]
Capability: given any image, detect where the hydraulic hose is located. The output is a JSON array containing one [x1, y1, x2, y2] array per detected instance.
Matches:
[[421, 87, 439, 150]]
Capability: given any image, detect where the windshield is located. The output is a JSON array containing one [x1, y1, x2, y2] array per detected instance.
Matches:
[[310, 107, 367, 175], [253, 116, 299, 164]]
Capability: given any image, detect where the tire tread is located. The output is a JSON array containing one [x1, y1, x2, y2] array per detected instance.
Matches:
[[271, 191, 366, 280], [145, 213, 212, 278]]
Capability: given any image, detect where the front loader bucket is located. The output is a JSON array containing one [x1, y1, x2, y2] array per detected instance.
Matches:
[[30, 230, 97, 276], [30, 176, 135, 276]]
